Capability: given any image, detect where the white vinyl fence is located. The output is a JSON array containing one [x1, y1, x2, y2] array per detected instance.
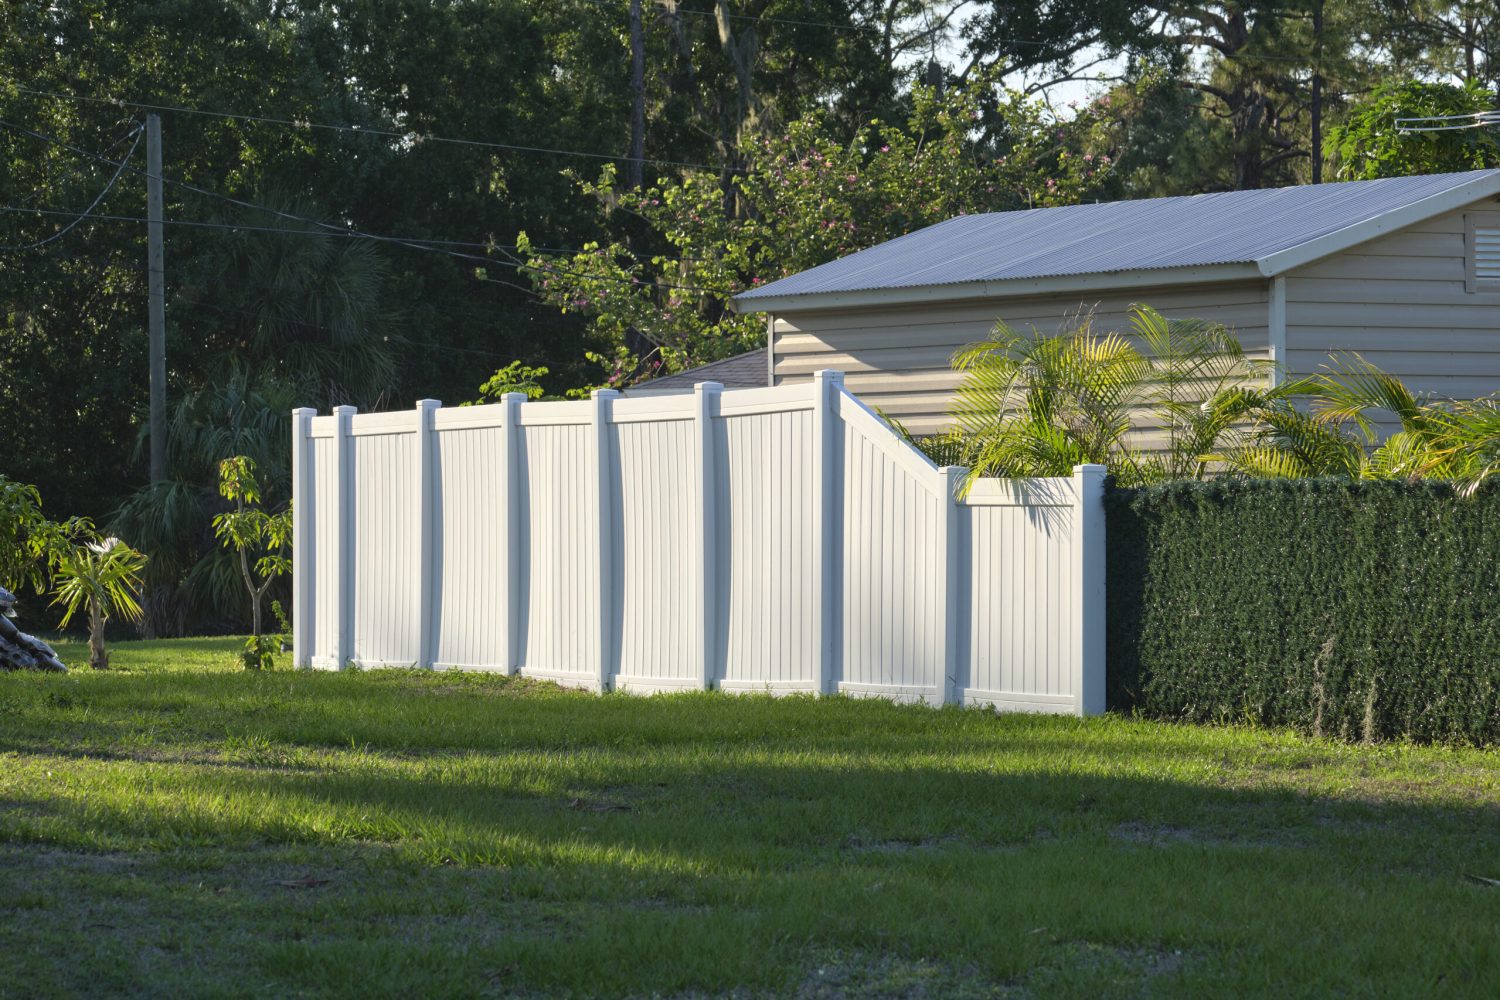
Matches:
[[291, 373, 1105, 714]]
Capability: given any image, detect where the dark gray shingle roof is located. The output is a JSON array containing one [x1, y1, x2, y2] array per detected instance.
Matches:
[[735, 170, 1500, 304], [626, 349, 768, 393]]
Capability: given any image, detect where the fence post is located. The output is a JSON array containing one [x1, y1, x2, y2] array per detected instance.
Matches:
[[290, 407, 316, 668], [694, 380, 722, 691], [938, 465, 967, 706], [592, 388, 620, 693], [332, 404, 357, 670], [1072, 464, 1107, 715], [414, 399, 440, 668], [812, 369, 844, 696], [500, 392, 526, 675]]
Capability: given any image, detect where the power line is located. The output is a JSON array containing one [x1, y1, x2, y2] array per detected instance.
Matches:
[[180, 298, 525, 363], [12, 85, 729, 173], [0, 116, 718, 295], [0, 122, 143, 251], [0, 205, 704, 261]]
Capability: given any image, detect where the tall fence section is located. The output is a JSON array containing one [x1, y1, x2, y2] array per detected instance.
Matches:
[[291, 373, 1105, 715]]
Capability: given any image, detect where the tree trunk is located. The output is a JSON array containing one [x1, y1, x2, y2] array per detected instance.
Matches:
[[251, 591, 263, 638], [88, 599, 109, 670], [627, 0, 646, 189]]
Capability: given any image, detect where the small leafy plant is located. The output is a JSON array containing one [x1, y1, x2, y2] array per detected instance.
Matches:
[[213, 456, 291, 637], [239, 600, 291, 671]]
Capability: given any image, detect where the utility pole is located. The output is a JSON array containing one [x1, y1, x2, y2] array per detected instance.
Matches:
[[146, 113, 167, 485], [1311, 0, 1324, 184], [627, 0, 646, 189]]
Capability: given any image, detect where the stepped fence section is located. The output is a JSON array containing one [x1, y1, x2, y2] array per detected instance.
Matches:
[[291, 372, 1105, 714]]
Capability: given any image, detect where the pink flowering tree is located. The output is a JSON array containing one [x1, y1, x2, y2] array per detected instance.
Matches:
[[517, 75, 1115, 384]]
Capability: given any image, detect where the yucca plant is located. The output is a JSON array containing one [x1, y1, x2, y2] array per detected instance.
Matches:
[[50, 530, 148, 670]]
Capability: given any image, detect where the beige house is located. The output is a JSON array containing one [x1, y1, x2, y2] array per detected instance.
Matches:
[[724, 169, 1500, 435]]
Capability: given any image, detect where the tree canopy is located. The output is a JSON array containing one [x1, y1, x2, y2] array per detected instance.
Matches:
[[2, 0, 1497, 632]]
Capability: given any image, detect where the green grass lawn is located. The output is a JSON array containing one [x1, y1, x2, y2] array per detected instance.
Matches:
[[3, 638, 1499, 998]]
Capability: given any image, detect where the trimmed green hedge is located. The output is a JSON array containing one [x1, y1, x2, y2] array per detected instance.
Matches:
[[1106, 478, 1500, 744]]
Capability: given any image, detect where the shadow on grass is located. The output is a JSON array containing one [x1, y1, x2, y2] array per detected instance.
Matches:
[[3, 751, 1498, 998], [3, 671, 1500, 997]]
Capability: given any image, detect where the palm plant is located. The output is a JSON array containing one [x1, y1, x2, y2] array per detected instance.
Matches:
[[112, 370, 297, 635], [50, 531, 147, 670], [949, 306, 1285, 487], [1214, 355, 1500, 493], [951, 313, 1150, 484]]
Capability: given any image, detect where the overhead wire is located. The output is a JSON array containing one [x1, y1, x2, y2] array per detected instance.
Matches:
[[0, 121, 143, 251], [11, 84, 730, 173], [0, 204, 706, 261], [0, 116, 719, 295]]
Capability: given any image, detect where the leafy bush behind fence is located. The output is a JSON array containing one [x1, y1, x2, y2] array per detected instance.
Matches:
[[1106, 478, 1500, 744]]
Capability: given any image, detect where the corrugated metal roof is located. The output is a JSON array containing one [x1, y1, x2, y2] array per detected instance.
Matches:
[[735, 170, 1500, 303], [625, 348, 768, 394]]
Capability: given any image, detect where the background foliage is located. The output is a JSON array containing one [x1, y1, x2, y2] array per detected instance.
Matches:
[[3, 0, 1499, 634], [1106, 478, 1500, 745]]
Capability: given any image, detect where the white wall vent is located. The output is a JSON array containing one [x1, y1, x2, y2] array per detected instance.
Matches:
[[1466, 213, 1500, 291]]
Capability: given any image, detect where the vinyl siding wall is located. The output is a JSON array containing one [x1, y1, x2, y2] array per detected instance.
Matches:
[[770, 282, 1271, 435], [1282, 202, 1500, 401]]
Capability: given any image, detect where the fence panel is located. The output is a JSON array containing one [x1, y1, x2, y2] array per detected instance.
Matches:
[[716, 391, 821, 694], [348, 416, 419, 667], [515, 405, 600, 688], [294, 374, 1106, 715], [836, 392, 953, 704], [610, 395, 701, 692], [431, 409, 509, 671]]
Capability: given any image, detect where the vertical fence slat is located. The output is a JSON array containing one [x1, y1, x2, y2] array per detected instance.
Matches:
[[291, 407, 316, 668], [1072, 464, 1107, 715], [938, 465, 965, 705], [415, 399, 440, 668], [695, 381, 722, 690], [500, 392, 524, 675], [332, 404, 356, 670], [593, 389, 620, 692], [812, 370, 843, 695]]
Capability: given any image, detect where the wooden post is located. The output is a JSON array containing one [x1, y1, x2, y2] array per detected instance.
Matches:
[[500, 392, 526, 675], [146, 114, 167, 487], [332, 405, 357, 670], [592, 389, 620, 692], [938, 465, 967, 706], [694, 381, 723, 690], [414, 399, 440, 668], [290, 407, 316, 668], [811, 370, 843, 696], [1072, 464, 1107, 715]]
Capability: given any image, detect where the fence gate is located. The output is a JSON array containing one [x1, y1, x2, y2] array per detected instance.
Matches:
[[291, 372, 1104, 715]]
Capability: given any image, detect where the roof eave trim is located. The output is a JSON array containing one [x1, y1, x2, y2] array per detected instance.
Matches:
[[731, 262, 1264, 314], [1257, 171, 1500, 277]]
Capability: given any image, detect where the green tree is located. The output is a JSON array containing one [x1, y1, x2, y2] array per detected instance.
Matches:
[[522, 75, 1115, 380], [212, 456, 291, 638], [1324, 79, 1500, 179]]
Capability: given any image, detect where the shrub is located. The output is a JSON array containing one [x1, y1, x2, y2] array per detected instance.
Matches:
[[1106, 478, 1500, 744]]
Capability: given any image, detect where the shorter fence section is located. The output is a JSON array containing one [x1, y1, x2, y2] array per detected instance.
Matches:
[[291, 374, 1104, 714]]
